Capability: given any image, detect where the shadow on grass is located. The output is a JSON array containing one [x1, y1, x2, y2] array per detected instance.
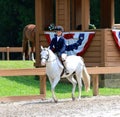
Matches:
[[1, 76, 92, 97], [2, 76, 40, 88]]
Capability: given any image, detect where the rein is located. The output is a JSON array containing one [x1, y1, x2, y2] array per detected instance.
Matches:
[[41, 49, 57, 63]]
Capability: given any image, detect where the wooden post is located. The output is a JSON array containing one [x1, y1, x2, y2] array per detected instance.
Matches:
[[92, 74, 99, 96], [40, 75, 46, 98], [35, 0, 47, 98], [56, 0, 70, 31], [35, 0, 44, 67], [81, 0, 90, 31], [6, 47, 10, 60], [100, 0, 114, 28], [35, 0, 41, 67]]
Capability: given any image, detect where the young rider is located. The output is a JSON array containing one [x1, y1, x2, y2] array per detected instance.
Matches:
[[49, 25, 69, 75]]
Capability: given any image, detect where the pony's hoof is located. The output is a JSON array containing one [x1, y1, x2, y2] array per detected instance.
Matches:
[[54, 99, 58, 103], [72, 97, 75, 101], [77, 97, 81, 101], [53, 98, 58, 103]]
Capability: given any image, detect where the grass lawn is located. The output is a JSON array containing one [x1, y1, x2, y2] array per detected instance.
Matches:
[[0, 61, 120, 99]]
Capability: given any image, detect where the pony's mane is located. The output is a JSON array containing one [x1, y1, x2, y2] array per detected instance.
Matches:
[[43, 47, 56, 58], [47, 48, 56, 56]]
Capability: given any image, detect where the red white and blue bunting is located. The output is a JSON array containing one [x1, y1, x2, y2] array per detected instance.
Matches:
[[112, 29, 120, 49], [45, 32, 95, 56]]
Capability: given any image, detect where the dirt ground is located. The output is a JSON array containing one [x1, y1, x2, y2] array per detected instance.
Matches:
[[0, 95, 120, 117]]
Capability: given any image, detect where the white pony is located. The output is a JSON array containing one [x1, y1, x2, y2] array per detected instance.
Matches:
[[40, 46, 90, 102]]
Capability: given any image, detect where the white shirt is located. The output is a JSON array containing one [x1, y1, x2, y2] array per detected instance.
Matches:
[[57, 36, 61, 42]]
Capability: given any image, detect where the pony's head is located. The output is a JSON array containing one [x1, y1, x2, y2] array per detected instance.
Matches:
[[40, 46, 49, 66]]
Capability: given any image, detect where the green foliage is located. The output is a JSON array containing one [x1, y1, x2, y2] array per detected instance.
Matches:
[[115, 0, 120, 23], [90, 0, 100, 28], [0, 0, 35, 47], [89, 24, 96, 29], [90, 0, 120, 28]]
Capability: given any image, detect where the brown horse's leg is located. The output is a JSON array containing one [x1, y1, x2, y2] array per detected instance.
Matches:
[[22, 40, 29, 60], [30, 41, 35, 61], [25, 41, 29, 60], [22, 28, 29, 60]]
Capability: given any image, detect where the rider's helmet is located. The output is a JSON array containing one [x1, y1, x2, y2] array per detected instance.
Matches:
[[54, 26, 64, 32]]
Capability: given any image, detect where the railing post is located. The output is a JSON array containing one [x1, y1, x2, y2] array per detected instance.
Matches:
[[92, 74, 99, 96], [6, 47, 10, 60], [40, 75, 46, 98]]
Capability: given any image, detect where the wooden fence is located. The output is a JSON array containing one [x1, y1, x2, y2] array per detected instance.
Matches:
[[0, 47, 23, 60], [87, 66, 120, 95], [0, 66, 120, 102], [0, 68, 46, 102]]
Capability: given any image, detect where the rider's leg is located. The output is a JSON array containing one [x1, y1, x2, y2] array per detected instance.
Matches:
[[61, 53, 69, 75], [62, 60, 69, 74]]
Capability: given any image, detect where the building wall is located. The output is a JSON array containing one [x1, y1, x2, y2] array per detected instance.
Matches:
[[104, 29, 120, 66], [83, 29, 120, 67], [83, 29, 104, 67]]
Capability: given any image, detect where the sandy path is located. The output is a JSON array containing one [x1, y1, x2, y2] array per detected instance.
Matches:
[[0, 96, 120, 117]]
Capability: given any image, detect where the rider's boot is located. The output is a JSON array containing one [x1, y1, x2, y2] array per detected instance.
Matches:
[[64, 68, 69, 75], [61, 53, 69, 75], [63, 60, 69, 75]]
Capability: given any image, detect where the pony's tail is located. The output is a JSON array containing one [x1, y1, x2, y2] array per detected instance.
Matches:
[[82, 66, 90, 92]]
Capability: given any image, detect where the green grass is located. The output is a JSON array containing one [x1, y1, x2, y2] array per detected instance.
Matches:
[[0, 76, 39, 96], [0, 61, 34, 69], [0, 61, 120, 99], [0, 61, 38, 97]]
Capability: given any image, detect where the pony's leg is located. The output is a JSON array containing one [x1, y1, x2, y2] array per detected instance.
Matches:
[[23, 53, 25, 61], [67, 75, 77, 101], [75, 72, 82, 100], [49, 77, 60, 103]]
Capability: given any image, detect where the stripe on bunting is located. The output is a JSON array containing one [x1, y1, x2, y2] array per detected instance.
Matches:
[[112, 29, 120, 49], [45, 32, 95, 56]]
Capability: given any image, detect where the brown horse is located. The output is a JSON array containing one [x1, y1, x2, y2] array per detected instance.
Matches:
[[22, 24, 36, 61]]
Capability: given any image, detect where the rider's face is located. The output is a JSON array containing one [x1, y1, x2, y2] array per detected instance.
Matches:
[[56, 31, 62, 36]]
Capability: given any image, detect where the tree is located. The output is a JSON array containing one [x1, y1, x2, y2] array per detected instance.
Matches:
[[115, 0, 120, 23], [90, 0, 100, 28], [0, 0, 35, 47]]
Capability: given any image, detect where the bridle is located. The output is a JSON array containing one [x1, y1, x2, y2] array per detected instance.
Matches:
[[41, 49, 49, 61], [41, 49, 57, 63]]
